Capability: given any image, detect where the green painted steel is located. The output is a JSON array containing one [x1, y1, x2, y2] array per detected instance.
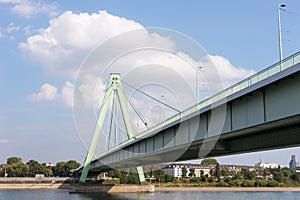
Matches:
[[79, 51, 300, 180], [79, 73, 135, 183], [136, 166, 146, 183], [117, 86, 134, 139], [92, 51, 300, 161]]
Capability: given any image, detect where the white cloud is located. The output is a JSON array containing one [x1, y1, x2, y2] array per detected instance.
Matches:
[[0, 0, 21, 3], [60, 81, 74, 107], [27, 83, 58, 102], [208, 55, 255, 87], [0, 139, 9, 144], [27, 82, 75, 107], [21, 10, 254, 112], [0, 22, 20, 38], [0, 0, 58, 17], [19, 11, 145, 78], [6, 22, 20, 33]]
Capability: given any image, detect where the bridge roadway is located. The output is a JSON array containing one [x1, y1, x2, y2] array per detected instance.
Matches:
[[79, 52, 300, 175]]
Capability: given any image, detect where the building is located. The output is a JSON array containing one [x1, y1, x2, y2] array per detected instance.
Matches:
[[163, 164, 182, 178], [46, 163, 54, 167], [190, 164, 214, 178], [255, 160, 279, 169], [221, 164, 257, 172], [163, 163, 215, 178], [289, 155, 299, 169]]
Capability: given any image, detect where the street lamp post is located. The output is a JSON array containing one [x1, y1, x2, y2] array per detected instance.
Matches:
[[195, 66, 202, 103], [160, 95, 165, 122], [278, 3, 286, 71]]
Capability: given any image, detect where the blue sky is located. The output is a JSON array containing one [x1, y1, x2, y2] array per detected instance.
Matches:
[[0, 0, 300, 166]]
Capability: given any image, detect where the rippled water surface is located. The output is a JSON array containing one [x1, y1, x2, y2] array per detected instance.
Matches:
[[0, 189, 300, 200]]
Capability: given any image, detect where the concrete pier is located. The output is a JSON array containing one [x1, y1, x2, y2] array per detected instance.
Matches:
[[69, 184, 155, 193]]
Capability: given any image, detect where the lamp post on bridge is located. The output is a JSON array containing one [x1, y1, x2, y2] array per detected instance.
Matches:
[[160, 95, 165, 122], [195, 66, 202, 103], [278, 3, 286, 71]]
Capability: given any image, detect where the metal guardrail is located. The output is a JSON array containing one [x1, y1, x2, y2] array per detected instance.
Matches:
[[94, 51, 300, 161]]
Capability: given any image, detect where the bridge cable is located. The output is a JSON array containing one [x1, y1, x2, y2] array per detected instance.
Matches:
[[281, 8, 300, 18], [119, 88, 149, 129], [107, 90, 116, 150], [113, 92, 118, 147], [121, 80, 181, 113]]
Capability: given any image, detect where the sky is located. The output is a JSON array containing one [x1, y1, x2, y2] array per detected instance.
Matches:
[[0, 0, 300, 167]]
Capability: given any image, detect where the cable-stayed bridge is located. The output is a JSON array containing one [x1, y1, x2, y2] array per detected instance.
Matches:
[[77, 51, 300, 183]]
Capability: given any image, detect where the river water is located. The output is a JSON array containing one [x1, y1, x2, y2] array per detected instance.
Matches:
[[0, 190, 300, 200]]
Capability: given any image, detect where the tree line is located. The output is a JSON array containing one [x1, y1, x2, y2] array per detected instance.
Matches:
[[108, 158, 300, 187], [0, 157, 81, 177]]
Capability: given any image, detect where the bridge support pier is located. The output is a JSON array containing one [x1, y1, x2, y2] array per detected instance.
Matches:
[[136, 166, 146, 183]]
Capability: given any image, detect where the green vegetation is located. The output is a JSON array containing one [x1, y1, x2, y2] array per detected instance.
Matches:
[[0, 157, 80, 177], [2, 156, 299, 188], [106, 160, 300, 188], [201, 158, 218, 165], [182, 167, 188, 178]]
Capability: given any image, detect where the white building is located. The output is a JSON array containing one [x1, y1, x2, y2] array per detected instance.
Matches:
[[255, 161, 279, 169], [163, 163, 214, 178], [163, 164, 183, 178]]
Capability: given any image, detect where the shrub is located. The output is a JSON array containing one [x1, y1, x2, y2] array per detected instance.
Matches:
[[207, 177, 214, 183], [190, 178, 201, 183], [241, 180, 255, 187], [267, 180, 278, 187], [229, 179, 242, 187], [216, 181, 229, 187], [164, 174, 173, 182], [255, 179, 267, 187], [200, 175, 207, 182]]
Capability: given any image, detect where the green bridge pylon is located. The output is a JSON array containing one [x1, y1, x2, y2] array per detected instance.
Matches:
[[79, 73, 145, 183]]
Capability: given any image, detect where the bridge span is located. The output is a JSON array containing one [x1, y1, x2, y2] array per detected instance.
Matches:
[[77, 51, 300, 182]]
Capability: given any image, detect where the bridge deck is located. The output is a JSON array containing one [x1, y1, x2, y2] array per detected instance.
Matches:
[[79, 51, 300, 174]]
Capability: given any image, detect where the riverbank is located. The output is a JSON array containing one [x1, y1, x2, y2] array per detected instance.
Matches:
[[156, 186, 300, 192], [2, 183, 300, 192], [0, 183, 70, 190]]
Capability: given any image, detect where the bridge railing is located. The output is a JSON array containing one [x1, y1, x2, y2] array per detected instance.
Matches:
[[94, 51, 300, 160]]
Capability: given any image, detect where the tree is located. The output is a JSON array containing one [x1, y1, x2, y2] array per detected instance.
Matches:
[[267, 180, 278, 187], [273, 171, 284, 183], [215, 163, 221, 180], [291, 173, 300, 183], [201, 158, 218, 165], [53, 162, 66, 177], [164, 174, 173, 182], [221, 168, 230, 177], [26, 160, 53, 177], [200, 174, 208, 182], [241, 169, 255, 180], [200, 170, 204, 177], [189, 168, 195, 177], [126, 173, 139, 184], [153, 169, 164, 177], [6, 162, 28, 177], [64, 160, 80, 174], [233, 172, 242, 180], [7, 157, 22, 165], [182, 167, 188, 178], [53, 160, 80, 177], [282, 167, 292, 179]]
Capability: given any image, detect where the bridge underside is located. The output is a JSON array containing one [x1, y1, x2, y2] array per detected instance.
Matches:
[[86, 114, 300, 175], [80, 62, 300, 176]]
